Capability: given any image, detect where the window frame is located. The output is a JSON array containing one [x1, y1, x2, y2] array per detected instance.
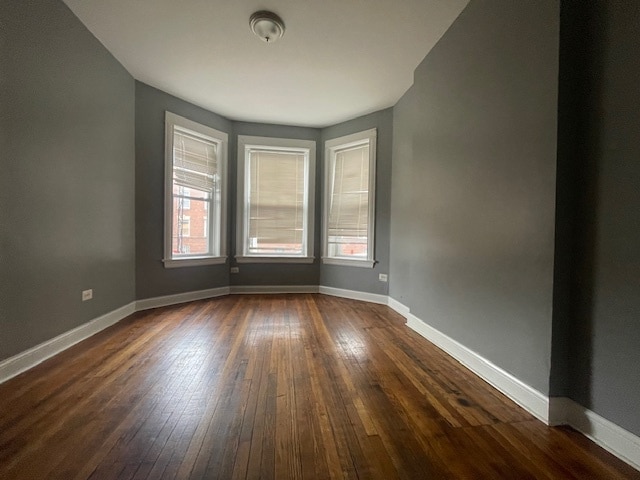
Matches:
[[163, 111, 228, 268], [322, 128, 377, 268], [236, 135, 316, 264]]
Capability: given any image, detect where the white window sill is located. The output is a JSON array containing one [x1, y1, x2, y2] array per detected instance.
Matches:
[[163, 256, 227, 268], [235, 256, 315, 264], [321, 257, 376, 268]]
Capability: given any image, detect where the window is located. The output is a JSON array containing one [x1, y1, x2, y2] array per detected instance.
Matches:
[[323, 129, 376, 267], [180, 215, 191, 237], [181, 187, 191, 209], [164, 112, 228, 268], [236, 136, 316, 263]]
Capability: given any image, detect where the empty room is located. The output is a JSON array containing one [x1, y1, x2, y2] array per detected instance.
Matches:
[[1, 0, 639, 478]]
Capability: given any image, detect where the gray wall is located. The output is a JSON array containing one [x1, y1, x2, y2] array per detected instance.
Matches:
[[389, 0, 559, 394], [549, 0, 591, 398], [135, 82, 232, 299], [564, 0, 640, 437], [0, 0, 135, 361], [320, 109, 393, 295]]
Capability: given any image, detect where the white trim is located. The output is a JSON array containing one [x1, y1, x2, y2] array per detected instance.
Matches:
[[318, 286, 388, 305], [163, 256, 227, 268], [235, 256, 315, 264], [135, 287, 230, 311], [547, 396, 572, 426], [229, 285, 319, 294], [391, 299, 550, 423], [0, 302, 136, 384], [551, 397, 640, 471], [387, 296, 411, 317], [321, 257, 375, 268], [325, 129, 378, 149]]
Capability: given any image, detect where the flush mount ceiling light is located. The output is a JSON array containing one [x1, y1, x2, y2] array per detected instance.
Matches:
[[249, 11, 285, 43]]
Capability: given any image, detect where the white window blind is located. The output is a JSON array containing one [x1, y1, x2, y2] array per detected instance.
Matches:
[[173, 128, 218, 193], [323, 129, 376, 267], [328, 144, 370, 242], [236, 135, 315, 263], [247, 149, 306, 255]]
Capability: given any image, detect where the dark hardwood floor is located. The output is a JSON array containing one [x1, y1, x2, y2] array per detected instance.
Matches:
[[0, 294, 637, 479]]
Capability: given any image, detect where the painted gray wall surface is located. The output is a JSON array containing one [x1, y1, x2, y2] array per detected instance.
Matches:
[[389, 0, 559, 394], [0, 4, 9, 301], [320, 109, 393, 295], [229, 122, 321, 287], [389, 89, 417, 308], [135, 82, 232, 299], [565, 1, 640, 437], [549, 0, 591, 398], [0, 0, 135, 361]]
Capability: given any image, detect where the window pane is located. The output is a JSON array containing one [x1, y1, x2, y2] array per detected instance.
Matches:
[[247, 150, 305, 255], [328, 236, 368, 258], [172, 197, 212, 256], [328, 144, 369, 258], [171, 128, 219, 258], [165, 112, 227, 265], [174, 185, 208, 199]]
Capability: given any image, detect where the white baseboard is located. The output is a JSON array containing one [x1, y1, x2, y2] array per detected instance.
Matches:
[[318, 286, 388, 305], [135, 286, 230, 311], [547, 396, 572, 426], [393, 296, 640, 472], [557, 398, 640, 471], [229, 285, 319, 294], [0, 301, 136, 384], [387, 296, 410, 317], [403, 309, 549, 423]]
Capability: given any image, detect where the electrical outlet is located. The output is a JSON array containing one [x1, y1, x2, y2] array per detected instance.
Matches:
[[378, 273, 388, 282], [82, 289, 93, 301], [230, 267, 239, 274]]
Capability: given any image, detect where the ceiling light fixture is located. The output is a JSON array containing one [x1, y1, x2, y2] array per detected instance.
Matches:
[[249, 11, 285, 43]]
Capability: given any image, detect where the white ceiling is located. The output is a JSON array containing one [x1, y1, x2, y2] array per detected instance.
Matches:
[[63, 0, 469, 127]]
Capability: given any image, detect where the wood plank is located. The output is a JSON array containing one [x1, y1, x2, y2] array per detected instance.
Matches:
[[0, 294, 638, 479]]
